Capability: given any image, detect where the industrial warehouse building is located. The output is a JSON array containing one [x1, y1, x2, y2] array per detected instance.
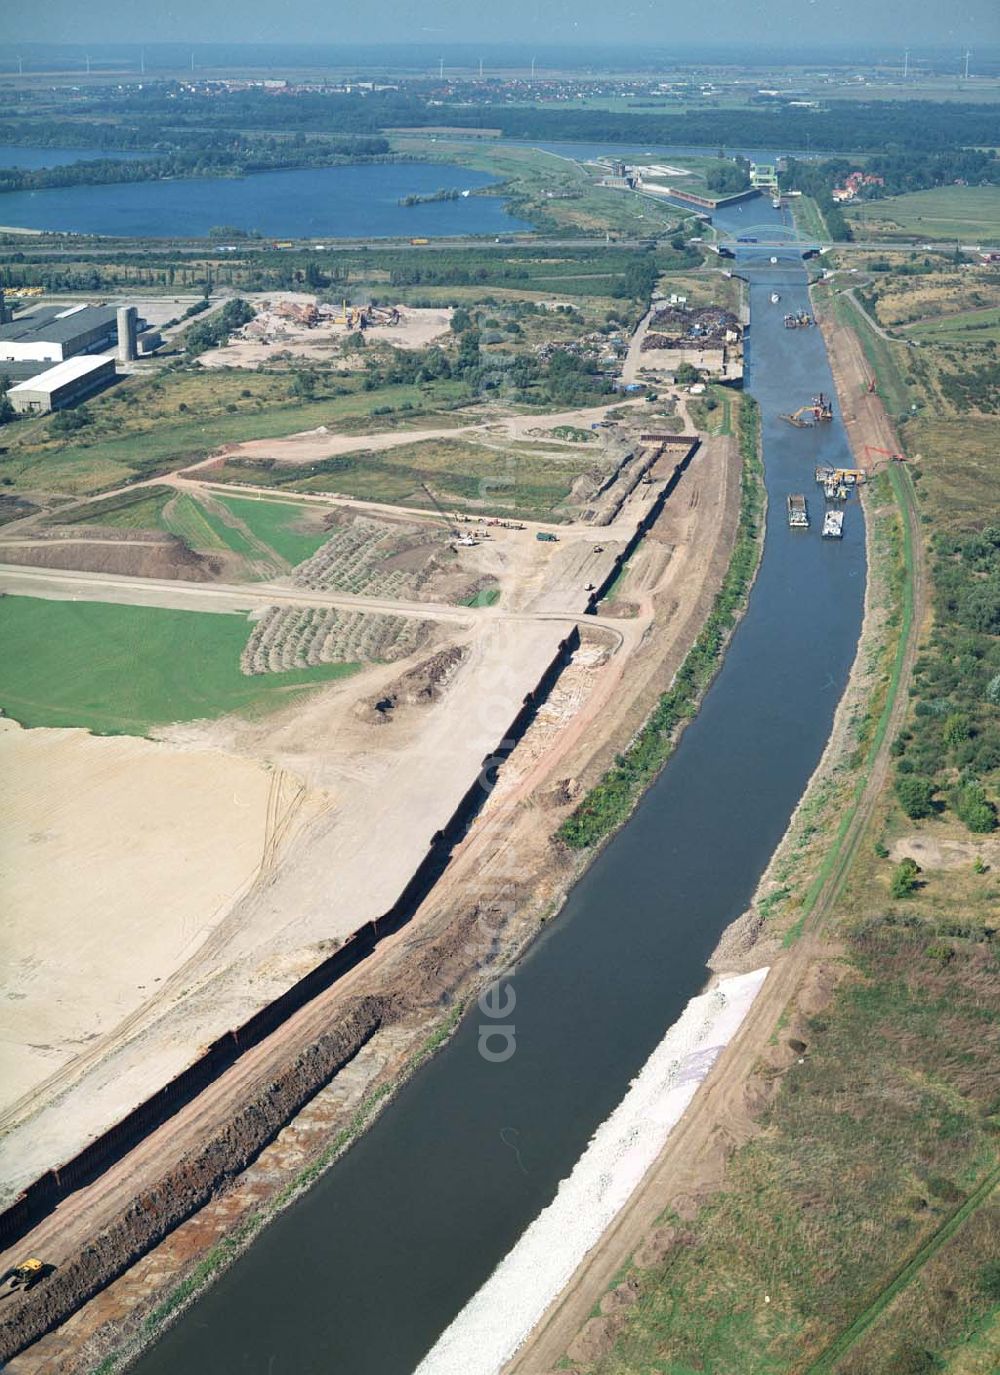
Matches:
[[7, 355, 117, 414], [0, 301, 148, 364]]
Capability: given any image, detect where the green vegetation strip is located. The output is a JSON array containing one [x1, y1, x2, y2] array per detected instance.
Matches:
[[558, 397, 763, 849], [213, 494, 331, 567], [0, 598, 357, 735], [783, 462, 916, 944], [804, 1166, 1000, 1374]]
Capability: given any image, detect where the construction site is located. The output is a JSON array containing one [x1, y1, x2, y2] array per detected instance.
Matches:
[[197, 294, 453, 369], [0, 340, 747, 1368]]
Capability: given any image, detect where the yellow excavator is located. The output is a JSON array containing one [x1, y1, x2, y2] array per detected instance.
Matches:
[[1, 1258, 53, 1294], [780, 393, 834, 427]]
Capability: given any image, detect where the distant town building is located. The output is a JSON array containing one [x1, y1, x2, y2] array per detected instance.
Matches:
[[831, 171, 885, 202]]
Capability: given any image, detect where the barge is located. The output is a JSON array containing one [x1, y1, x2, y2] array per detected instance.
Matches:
[[787, 493, 809, 529], [822, 509, 845, 539]]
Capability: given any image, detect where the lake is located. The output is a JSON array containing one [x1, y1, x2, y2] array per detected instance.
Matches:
[[0, 161, 532, 239], [0, 144, 150, 170]]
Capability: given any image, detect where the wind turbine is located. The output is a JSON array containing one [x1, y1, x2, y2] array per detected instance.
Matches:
[[903, 48, 910, 79], [963, 49, 972, 79]]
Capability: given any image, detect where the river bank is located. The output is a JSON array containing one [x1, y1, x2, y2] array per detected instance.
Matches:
[[1, 420, 751, 1372], [502, 291, 918, 1375], [48, 251, 871, 1375]]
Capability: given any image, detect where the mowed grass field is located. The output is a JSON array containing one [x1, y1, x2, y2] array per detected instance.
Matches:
[[848, 186, 1000, 241], [211, 494, 331, 566], [906, 305, 1000, 343], [50, 486, 334, 571], [0, 598, 357, 735]]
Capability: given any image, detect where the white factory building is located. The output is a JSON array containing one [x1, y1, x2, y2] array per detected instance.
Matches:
[[7, 355, 118, 415], [0, 298, 155, 413]]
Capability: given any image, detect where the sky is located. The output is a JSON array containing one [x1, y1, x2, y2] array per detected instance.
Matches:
[[1, 0, 996, 51]]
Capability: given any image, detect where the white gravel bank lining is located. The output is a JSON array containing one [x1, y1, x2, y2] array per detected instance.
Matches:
[[414, 966, 770, 1375]]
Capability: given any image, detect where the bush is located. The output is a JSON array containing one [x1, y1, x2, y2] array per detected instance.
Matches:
[[952, 780, 997, 833], [890, 857, 920, 899], [895, 774, 936, 819], [49, 406, 90, 434]]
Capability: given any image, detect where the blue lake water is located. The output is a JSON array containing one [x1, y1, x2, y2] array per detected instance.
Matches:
[[0, 161, 532, 238], [0, 144, 149, 170]]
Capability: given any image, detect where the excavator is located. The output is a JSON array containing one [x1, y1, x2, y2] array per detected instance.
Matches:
[[780, 393, 834, 427], [1, 1258, 53, 1295], [420, 483, 478, 549], [862, 444, 906, 473]]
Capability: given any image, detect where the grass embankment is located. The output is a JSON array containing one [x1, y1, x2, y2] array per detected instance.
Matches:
[[0, 598, 357, 734], [792, 195, 830, 242], [47, 484, 333, 569], [559, 395, 763, 848]]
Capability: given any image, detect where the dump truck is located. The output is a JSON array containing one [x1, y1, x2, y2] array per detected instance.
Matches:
[[536, 531, 558, 543]]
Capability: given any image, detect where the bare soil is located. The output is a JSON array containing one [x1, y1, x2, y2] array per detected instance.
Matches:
[[0, 416, 742, 1373], [0, 534, 222, 582]]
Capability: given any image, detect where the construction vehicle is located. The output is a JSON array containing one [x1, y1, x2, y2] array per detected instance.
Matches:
[[787, 494, 809, 529], [536, 531, 558, 543], [862, 444, 905, 472], [867, 375, 878, 394], [780, 393, 834, 427], [815, 465, 865, 489], [1, 1259, 51, 1293], [420, 483, 478, 548]]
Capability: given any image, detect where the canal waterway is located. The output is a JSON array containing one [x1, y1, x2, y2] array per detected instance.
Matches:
[[0, 161, 531, 238], [132, 197, 866, 1375]]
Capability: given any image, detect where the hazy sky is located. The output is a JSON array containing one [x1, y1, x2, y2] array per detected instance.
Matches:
[[2, 1, 996, 51]]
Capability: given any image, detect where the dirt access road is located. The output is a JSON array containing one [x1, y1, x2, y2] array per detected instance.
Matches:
[[505, 309, 928, 1375], [0, 428, 739, 1373]]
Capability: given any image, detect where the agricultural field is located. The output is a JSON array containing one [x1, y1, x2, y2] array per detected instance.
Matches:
[[0, 597, 358, 735], [847, 185, 1000, 241]]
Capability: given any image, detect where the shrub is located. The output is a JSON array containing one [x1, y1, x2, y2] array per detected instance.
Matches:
[[895, 774, 936, 819], [952, 780, 997, 833], [890, 857, 920, 899]]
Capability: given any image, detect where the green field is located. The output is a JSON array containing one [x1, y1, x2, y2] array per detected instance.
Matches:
[[906, 305, 1000, 343], [162, 493, 256, 556], [212, 495, 331, 566], [848, 186, 1000, 241], [0, 598, 357, 735]]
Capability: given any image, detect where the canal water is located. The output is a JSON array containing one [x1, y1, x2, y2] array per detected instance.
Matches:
[[132, 199, 865, 1375]]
